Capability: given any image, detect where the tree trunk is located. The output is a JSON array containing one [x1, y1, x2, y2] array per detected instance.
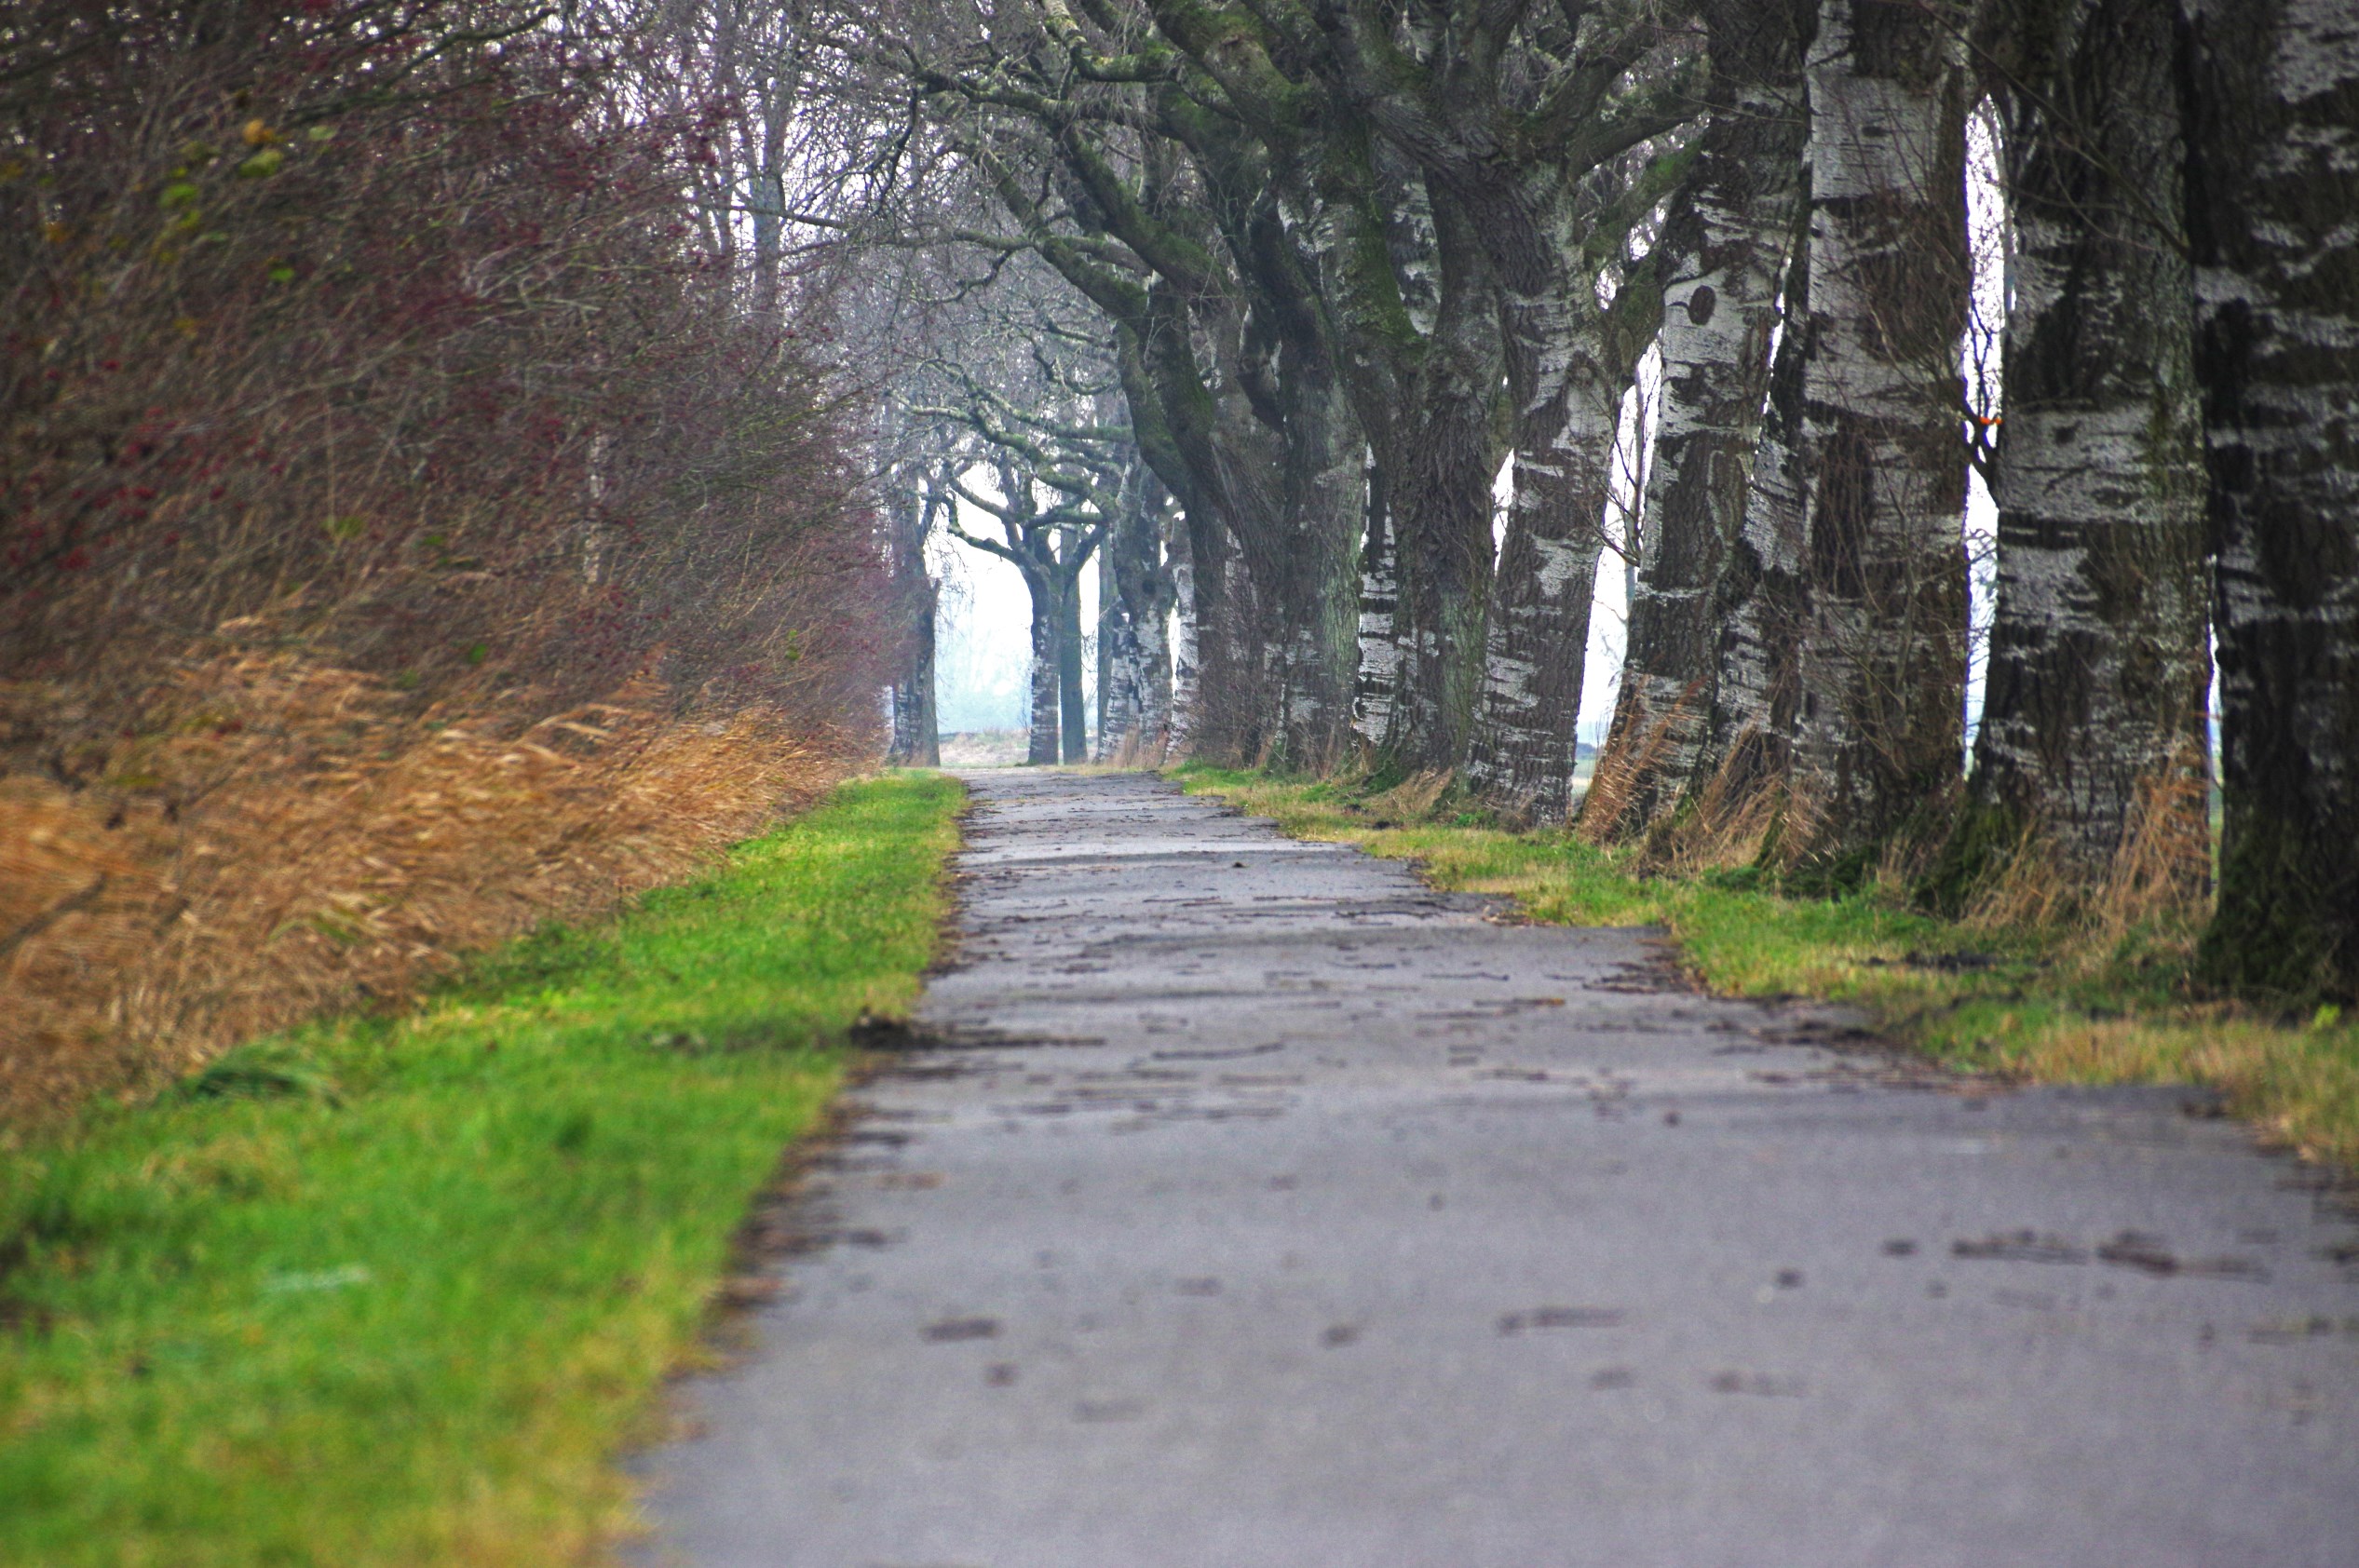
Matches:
[[1171, 501, 1268, 764], [1102, 460, 1178, 763], [1377, 185, 1506, 777], [1186, 509, 1257, 764], [2184, 0, 2359, 1000], [1385, 399, 1500, 779], [1268, 366, 1368, 773], [1133, 572, 1173, 760], [1587, 5, 1811, 839], [1309, 124, 1501, 778], [1108, 291, 1268, 765], [1463, 276, 1623, 823], [1784, 0, 1973, 876], [884, 481, 941, 767], [1704, 231, 1813, 804], [1284, 0, 1707, 793], [1025, 566, 1060, 766], [1352, 455, 1400, 751], [888, 602, 940, 768], [1097, 541, 1120, 761], [1948, 0, 2209, 901], [1076, 135, 1365, 774], [1169, 522, 1200, 759], [1116, 271, 1342, 768], [1057, 549, 1088, 764]]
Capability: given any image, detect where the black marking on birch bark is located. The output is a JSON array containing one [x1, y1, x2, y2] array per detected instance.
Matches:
[[2184, 0, 2359, 1001]]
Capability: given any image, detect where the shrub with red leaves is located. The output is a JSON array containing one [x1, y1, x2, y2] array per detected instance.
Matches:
[[1, 0, 887, 763]]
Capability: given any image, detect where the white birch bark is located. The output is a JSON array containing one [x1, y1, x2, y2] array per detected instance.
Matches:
[[1133, 588, 1173, 761], [1464, 274, 1628, 823], [1962, 0, 2208, 885], [1168, 543, 1199, 760], [1352, 454, 1400, 749], [1269, 354, 1372, 773], [1095, 545, 1137, 766], [1589, 8, 1810, 839], [1365, 182, 1508, 777], [1706, 236, 1812, 795], [1307, 84, 1520, 779], [1098, 459, 1179, 764], [1025, 573, 1061, 767], [1784, 0, 1973, 869], [2183, 0, 2359, 996], [1096, 536, 1118, 762]]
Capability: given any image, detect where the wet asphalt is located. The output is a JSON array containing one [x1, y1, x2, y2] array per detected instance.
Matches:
[[636, 769, 2359, 1567]]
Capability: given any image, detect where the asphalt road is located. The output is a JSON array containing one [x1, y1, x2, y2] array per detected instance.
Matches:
[[636, 769, 2359, 1568]]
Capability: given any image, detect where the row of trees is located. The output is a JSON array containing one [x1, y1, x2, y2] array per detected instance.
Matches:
[[862, 0, 2355, 1004], [887, 287, 1181, 766]]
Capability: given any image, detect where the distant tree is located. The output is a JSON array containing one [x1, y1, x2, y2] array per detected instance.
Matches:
[[885, 469, 947, 767], [1095, 445, 1182, 763], [894, 0, 1695, 791], [941, 448, 1108, 764], [913, 326, 1143, 764], [900, 0, 1367, 767]]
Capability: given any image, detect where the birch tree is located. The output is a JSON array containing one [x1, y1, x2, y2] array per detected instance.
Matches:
[[1781, 0, 1973, 877], [2183, 0, 2359, 1000], [1699, 232, 1812, 813], [1352, 458, 1402, 749], [1585, 0, 1812, 840], [1290, 0, 1701, 806], [899, 0, 1693, 792], [1096, 453, 1182, 762], [941, 448, 1110, 764], [902, 3, 1367, 768], [1942, 0, 2209, 902]]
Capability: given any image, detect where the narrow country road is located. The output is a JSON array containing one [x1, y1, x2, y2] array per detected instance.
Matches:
[[638, 770, 2359, 1567]]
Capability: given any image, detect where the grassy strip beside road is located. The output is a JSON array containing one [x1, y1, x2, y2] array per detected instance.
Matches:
[[1177, 766, 2359, 1169], [0, 771, 964, 1568]]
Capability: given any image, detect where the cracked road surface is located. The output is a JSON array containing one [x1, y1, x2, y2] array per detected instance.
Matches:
[[637, 770, 2359, 1567]]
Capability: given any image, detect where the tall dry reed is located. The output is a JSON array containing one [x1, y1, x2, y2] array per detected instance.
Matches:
[[3, 0, 896, 1119], [1, 652, 856, 1121]]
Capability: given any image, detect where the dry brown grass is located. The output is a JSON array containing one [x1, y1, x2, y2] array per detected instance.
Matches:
[[1960, 759, 2214, 947], [1105, 728, 1175, 770], [1634, 734, 1792, 876], [1577, 684, 1702, 846], [1, 652, 856, 1123], [1364, 769, 1454, 821]]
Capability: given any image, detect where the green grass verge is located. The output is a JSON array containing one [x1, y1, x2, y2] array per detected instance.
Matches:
[[0, 770, 965, 1568], [1176, 765, 2359, 1169]]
